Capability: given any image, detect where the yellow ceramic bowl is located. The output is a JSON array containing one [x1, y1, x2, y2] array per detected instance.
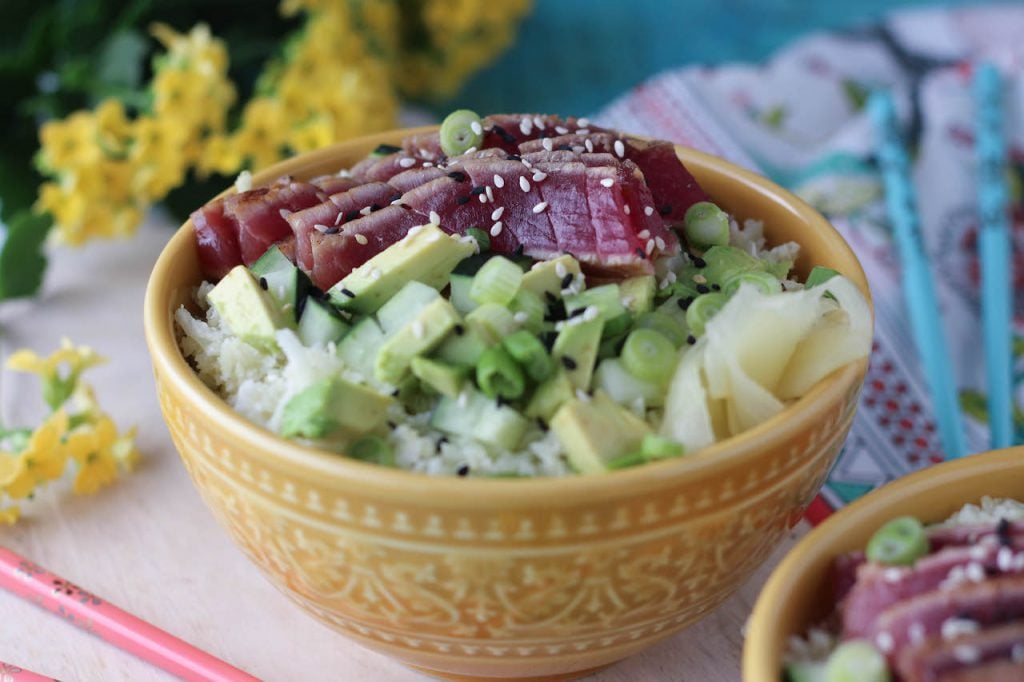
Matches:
[[144, 127, 871, 681], [744, 446, 1024, 682]]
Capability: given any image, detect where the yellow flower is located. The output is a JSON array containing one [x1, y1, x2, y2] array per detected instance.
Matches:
[[8, 338, 105, 409], [95, 99, 133, 157], [234, 97, 287, 170], [38, 110, 100, 171], [0, 506, 20, 525], [4, 410, 70, 499], [66, 416, 121, 495]]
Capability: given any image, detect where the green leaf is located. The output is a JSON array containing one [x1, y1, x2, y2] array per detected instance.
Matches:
[[0, 210, 50, 300], [96, 29, 148, 91]]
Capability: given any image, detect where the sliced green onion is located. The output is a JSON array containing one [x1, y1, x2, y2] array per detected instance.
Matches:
[[640, 434, 684, 460], [606, 451, 647, 470], [865, 516, 929, 566], [476, 346, 526, 400], [805, 265, 841, 289], [635, 310, 688, 347], [685, 292, 729, 337], [824, 640, 891, 682], [683, 201, 730, 248], [469, 256, 522, 306], [503, 330, 553, 382], [722, 270, 782, 295], [440, 109, 484, 156], [620, 328, 678, 383], [349, 436, 395, 466], [465, 227, 491, 251]]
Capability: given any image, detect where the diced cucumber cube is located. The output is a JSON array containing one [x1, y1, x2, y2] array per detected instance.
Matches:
[[430, 388, 529, 450]]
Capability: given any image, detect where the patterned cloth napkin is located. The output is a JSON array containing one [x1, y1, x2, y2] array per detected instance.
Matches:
[[594, 4, 1024, 521]]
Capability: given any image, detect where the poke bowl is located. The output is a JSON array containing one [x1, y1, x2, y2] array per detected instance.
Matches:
[[144, 118, 871, 681], [744, 446, 1024, 682]]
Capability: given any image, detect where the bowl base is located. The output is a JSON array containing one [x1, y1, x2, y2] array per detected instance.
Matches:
[[406, 662, 614, 681]]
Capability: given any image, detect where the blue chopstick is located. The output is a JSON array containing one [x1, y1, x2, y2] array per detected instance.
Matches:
[[868, 91, 968, 460], [973, 63, 1014, 449]]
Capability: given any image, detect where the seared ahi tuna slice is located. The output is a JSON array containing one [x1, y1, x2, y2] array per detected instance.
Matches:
[[399, 175, 506, 246], [526, 161, 598, 260], [842, 540, 1024, 638], [193, 200, 242, 280], [307, 205, 425, 290], [310, 174, 359, 195], [935, 659, 1024, 682], [388, 166, 447, 193], [520, 132, 708, 223], [894, 621, 1024, 682], [222, 180, 327, 266], [349, 152, 431, 184], [286, 182, 397, 272], [867, 575, 1024, 664], [583, 165, 664, 275]]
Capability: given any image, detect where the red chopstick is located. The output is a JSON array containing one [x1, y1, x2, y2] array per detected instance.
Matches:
[[0, 546, 260, 681]]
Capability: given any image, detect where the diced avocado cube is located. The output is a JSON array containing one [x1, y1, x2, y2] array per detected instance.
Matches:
[[434, 326, 490, 367], [552, 318, 603, 389], [337, 317, 386, 378], [298, 298, 350, 347], [327, 224, 474, 314], [394, 374, 436, 414], [564, 284, 626, 324], [430, 387, 529, 450], [520, 254, 582, 299], [701, 245, 764, 286], [594, 358, 664, 407], [280, 377, 393, 439], [550, 390, 652, 474], [448, 273, 477, 315], [376, 281, 440, 335], [250, 244, 294, 277], [465, 303, 518, 344], [207, 265, 286, 352], [525, 369, 576, 421], [620, 275, 656, 314], [509, 289, 546, 333], [469, 256, 523, 306], [375, 298, 460, 384], [411, 357, 467, 398]]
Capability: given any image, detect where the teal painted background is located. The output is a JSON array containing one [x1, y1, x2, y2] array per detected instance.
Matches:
[[446, 0, 1004, 116]]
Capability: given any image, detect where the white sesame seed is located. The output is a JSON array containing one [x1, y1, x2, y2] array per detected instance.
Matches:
[[369, 268, 382, 281], [519, 176, 532, 192], [693, 273, 707, 284], [493, 174, 505, 188], [423, 161, 434, 168], [426, 230, 442, 243], [624, 204, 631, 215], [521, 158, 533, 168], [655, 236, 667, 251], [354, 233, 368, 245], [600, 177, 615, 188], [542, 138, 553, 152], [485, 186, 494, 203], [407, 225, 425, 238], [519, 118, 533, 136], [941, 618, 979, 641], [582, 305, 599, 321], [953, 645, 981, 664], [429, 211, 441, 225], [533, 201, 548, 214], [399, 157, 416, 168], [908, 623, 926, 644], [532, 171, 547, 182], [390, 198, 403, 206], [513, 311, 529, 324], [313, 223, 327, 233], [575, 388, 591, 402], [533, 116, 546, 130], [875, 632, 894, 653], [620, 295, 634, 308], [998, 546, 1014, 571], [457, 391, 469, 408], [585, 139, 594, 153], [235, 170, 253, 192], [555, 262, 567, 278], [645, 239, 656, 256], [338, 169, 353, 178], [965, 562, 985, 582], [411, 320, 425, 339], [464, 146, 477, 154], [478, 193, 488, 203], [555, 125, 569, 135], [665, 271, 677, 284], [644, 206, 655, 216], [490, 221, 503, 236], [577, 117, 590, 128], [334, 212, 345, 225], [470, 121, 483, 135], [359, 206, 373, 216], [614, 139, 626, 158], [638, 230, 651, 239], [491, 206, 505, 221]]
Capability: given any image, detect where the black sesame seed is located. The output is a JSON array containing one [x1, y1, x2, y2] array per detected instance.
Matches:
[[659, 204, 673, 216], [536, 417, 549, 431], [560, 273, 574, 289], [324, 226, 340, 234], [373, 143, 401, 155], [677, 297, 693, 310], [447, 171, 467, 182], [344, 210, 359, 223], [388, 192, 402, 203], [997, 518, 1012, 547], [258, 277, 268, 290], [711, 283, 721, 291], [369, 203, 382, 212], [453, 324, 465, 336], [556, 144, 572, 151], [295, 292, 308, 319], [568, 307, 585, 318], [692, 256, 707, 268], [686, 335, 696, 345], [340, 288, 356, 298], [456, 196, 471, 205], [439, 436, 449, 445], [636, 248, 646, 259], [492, 125, 517, 144], [544, 291, 558, 303], [471, 186, 486, 195], [561, 356, 578, 370], [696, 284, 710, 294], [457, 464, 470, 477], [390, 389, 400, 397], [495, 396, 508, 407], [541, 331, 558, 351], [506, 153, 522, 161], [387, 420, 398, 429]]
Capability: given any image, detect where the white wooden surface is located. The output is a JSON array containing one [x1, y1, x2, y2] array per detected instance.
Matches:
[[0, 216, 805, 681]]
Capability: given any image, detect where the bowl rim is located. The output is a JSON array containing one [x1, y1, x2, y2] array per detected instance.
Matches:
[[742, 445, 1024, 680], [144, 126, 872, 506]]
